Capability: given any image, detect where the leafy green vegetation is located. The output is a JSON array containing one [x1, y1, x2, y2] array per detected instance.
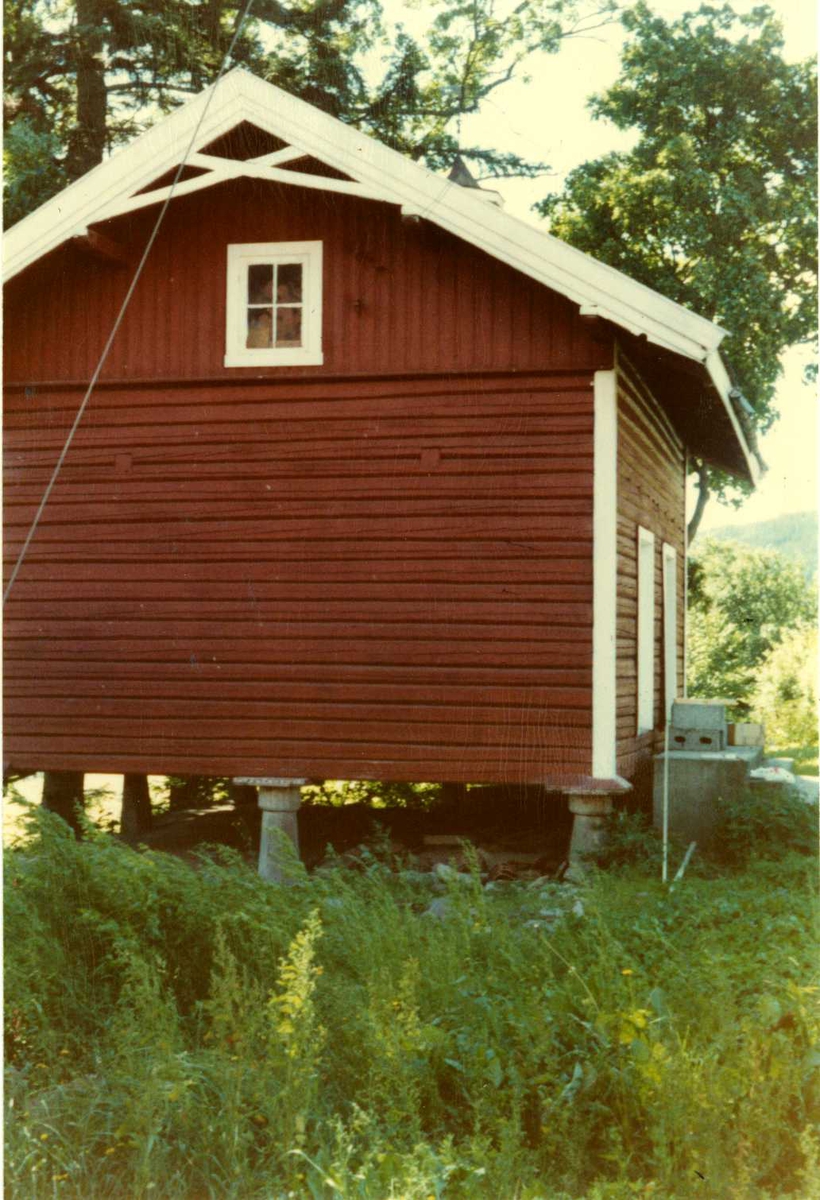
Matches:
[[752, 626, 818, 750], [687, 538, 817, 719], [713, 783, 818, 866], [538, 2, 817, 532], [5, 801, 819, 1198], [774, 747, 819, 780], [4, 0, 615, 224], [303, 779, 441, 809], [708, 512, 818, 581]]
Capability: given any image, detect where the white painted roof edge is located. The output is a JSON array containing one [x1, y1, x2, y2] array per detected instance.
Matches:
[[3, 68, 755, 478], [3, 74, 249, 281], [705, 351, 760, 483], [233, 75, 727, 363], [5, 70, 722, 361]]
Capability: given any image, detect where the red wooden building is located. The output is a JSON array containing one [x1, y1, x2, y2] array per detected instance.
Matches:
[[3, 70, 756, 855]]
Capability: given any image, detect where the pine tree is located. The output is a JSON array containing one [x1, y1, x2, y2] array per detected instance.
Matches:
[[4, 0, 617, 223]]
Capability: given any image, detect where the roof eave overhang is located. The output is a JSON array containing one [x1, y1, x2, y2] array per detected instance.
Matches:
[[616, 329, 758, 485], [704, 350, 760, 485], [2, 77, 250, 284]]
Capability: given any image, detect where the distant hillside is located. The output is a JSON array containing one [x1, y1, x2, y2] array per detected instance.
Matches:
[[704, 511, 817, 577]]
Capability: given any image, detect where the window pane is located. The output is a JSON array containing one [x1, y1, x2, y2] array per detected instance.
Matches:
[[246, 307, 273, 348], [248, 264, 273, 304], [275, 306, 302, 346], [277, 262, 302, 303]]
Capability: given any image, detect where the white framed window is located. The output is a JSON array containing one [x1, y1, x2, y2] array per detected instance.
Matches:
[[637, 526, 656, 735], [662, 543, 678, 723], [224, 241, 323, 368]]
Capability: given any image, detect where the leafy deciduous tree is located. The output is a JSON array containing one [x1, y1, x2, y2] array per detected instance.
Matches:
[[687, 538, 817, 714], [537, 2, 818, 538], [751, 624, 817, 749]]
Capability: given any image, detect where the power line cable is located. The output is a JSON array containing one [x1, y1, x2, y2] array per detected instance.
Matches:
[[3, 0, 257, 606]]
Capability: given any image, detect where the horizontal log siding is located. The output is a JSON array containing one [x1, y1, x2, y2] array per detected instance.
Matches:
[[3, 180, 607, 385], [4, 372, 596, 784], [615, 354, 686, 781]]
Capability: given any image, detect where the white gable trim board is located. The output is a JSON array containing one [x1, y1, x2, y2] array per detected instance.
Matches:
[[3, 68, 755, 482], [99, 153, 390, 224]]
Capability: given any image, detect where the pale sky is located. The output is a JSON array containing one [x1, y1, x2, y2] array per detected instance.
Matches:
[[381, 0, 817, 531]]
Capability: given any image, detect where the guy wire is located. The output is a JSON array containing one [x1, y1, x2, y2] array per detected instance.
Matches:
[[3, 0, 257, 606]]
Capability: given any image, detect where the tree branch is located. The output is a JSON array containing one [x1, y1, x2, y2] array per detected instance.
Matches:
[[687, 458, 710, 545]]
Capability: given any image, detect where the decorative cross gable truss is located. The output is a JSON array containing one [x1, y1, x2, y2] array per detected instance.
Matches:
[[105, 150, 390, 220], [3, 68, 756, 483]]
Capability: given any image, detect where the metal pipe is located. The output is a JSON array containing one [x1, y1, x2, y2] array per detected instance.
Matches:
[[670, 841, 697, 891], [662, 717, 671, 883]]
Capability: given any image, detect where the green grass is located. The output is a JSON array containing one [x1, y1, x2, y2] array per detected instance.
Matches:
[[4, 796, 819, 1199]]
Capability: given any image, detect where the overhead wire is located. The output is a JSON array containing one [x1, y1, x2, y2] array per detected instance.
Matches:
[[3, 0, 257, 606]]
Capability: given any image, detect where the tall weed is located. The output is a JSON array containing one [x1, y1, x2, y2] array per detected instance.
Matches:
[[4, 807, 818, 1198]]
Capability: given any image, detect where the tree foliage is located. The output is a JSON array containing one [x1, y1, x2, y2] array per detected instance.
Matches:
[[3, 0, 617, 225], [537, 2, 818, 528], [707, 510, 817, 580], [687, 538, 817, 715], [751, 623, 817, 749]]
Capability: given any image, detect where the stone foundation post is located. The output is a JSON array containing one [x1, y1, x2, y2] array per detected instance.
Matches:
[[234, 777, 306, 882], [566, 791, 613, 871]]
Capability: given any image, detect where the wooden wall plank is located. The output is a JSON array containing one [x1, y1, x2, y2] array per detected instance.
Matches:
[[615, 353, 686, 782], [4, 374, 597, 782]]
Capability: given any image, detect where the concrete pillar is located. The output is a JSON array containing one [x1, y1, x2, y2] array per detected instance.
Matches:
[[566, 791, 613, 871], [234, 777, 306, 882]]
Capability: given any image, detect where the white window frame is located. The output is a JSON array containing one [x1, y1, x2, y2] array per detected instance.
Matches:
[[637, 526, 656, 735], [662, 543, 678, 723], [224, 240, 323, 368]]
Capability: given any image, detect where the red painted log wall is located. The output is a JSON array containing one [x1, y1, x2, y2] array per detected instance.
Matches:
[[3, 177, 612, 782], [4, 180, 606, 385], [615, 354, 686, 783], [4, 179, 611, 783], [5, 375, 596, 782]]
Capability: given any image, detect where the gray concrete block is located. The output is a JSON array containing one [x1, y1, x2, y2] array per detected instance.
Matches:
[[730, 746, 765, 769], [653, 752, 750, 849], [671, 701, 727, 731], [669, 727, 726, 752]]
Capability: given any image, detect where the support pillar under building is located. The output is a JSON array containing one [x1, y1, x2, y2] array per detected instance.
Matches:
[[566, 791, 614, 873], [234, 777, 306, 882]]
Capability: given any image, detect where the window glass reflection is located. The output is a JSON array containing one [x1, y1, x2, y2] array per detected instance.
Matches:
[[246, 307, 273, 348], [248, 263, 273, 304], [275, 307, 302, 347]]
